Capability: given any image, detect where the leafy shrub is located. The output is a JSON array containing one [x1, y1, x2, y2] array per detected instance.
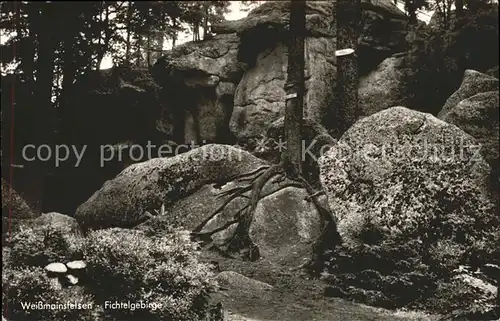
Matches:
[[425, 274, 498, 319], [2, 266, 95, 321], [84, 228, 217, 321], [9, 224, 83, 268]]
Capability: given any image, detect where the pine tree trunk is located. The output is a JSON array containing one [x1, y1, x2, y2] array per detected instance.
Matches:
[[281, 0, 306, 178], [336, 0, 361, 136], [31, 3, 57, 212]]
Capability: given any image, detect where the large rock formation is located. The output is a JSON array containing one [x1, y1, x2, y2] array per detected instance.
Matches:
[[77, 144, 322, 265], [226, 0, 408, 144], [319, 106, 496, 253], [438, 70, 499, 118], [318, 106, 499, 311], [152, 34, 245, 144], [358, 54, 410, 117]]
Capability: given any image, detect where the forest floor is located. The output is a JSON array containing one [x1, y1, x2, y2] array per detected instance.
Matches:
[[204, 253, 442, 321]]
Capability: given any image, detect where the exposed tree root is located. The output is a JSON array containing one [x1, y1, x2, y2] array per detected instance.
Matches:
[[191, 162, 341, 269]]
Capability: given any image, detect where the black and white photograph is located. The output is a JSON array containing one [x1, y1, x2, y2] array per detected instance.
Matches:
[[1, 1, 499, 320]]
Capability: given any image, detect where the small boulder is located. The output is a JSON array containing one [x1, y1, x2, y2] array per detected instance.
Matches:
[[66, 260, 86, 281], [66, 260, 86, 270], [1, 178, 37, 241]]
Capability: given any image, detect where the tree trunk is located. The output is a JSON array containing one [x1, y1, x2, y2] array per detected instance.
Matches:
[[407, 1, 418, 25], [336, 0, 361, 136], [172, 18, 178, 48], [281, 0, 306, 178], [96, 4, 110, 69], [31, 3, 57, 213]]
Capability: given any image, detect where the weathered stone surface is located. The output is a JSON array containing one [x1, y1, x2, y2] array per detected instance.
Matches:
[[1, 178, 36, 220], [216, 271, 274, 292], [319, 107, 498, 268], [2, 178, 37, 240], [440, 91, 499, 169], [76, 145, 265, 230], [359, 54, 410, 117], [249, 186, 322, 265], [230, 38, 336, 142], [438, 70, 498, 118], [34, 212, 83, 238], [135, 166, 323, 266], [152, 34, 244, 144]]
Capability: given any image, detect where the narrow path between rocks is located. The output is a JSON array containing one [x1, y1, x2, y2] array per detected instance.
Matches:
[[204, 253, 441, 321]]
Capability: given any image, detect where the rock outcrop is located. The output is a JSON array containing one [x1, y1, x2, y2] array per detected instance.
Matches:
[[77, 144, 323, 265], [358, 54, 410, 117], [440, 91, 499, 170], [152, 34, 245, 144], [226, 0, 408, 144], [319, 106, 497, 266], [439, 84, 499, 199], [151, 1, 408, 147]]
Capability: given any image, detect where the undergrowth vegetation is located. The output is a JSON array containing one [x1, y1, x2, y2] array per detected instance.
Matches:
[[3, 225, 219, 321]]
